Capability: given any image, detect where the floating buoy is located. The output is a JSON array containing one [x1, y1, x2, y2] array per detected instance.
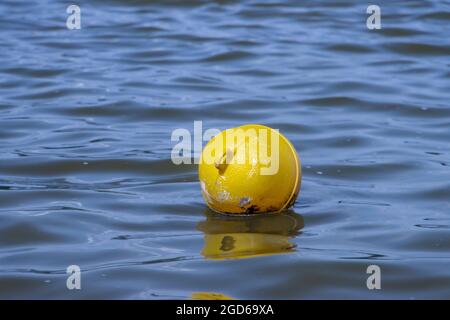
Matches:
[[199, 124, 301, 214]]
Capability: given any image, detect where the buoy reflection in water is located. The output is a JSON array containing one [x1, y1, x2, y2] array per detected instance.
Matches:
[[197, 210, 304, 260]]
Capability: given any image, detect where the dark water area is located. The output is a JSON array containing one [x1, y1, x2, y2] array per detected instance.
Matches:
[[0, 0, 449, 299]]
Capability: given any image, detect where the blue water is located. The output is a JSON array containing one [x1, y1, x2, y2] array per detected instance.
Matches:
[[0, 0, 449, 299]]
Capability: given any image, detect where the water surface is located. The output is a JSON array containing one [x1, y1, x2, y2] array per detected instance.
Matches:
[[0, 0, 449, 299]]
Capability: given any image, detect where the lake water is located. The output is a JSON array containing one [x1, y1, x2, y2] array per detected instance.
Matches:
[[0, 0, 449, 299]]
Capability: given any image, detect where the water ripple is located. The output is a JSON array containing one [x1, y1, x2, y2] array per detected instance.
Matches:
[[0, 0, 449, 299]]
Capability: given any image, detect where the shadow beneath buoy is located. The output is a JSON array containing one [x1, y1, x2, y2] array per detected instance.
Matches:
[[197, 209, 304, 260]]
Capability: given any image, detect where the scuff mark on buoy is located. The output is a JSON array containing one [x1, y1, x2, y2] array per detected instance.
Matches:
[[239, 197, 251, 207], [245, 205, 260, 214], [217, 190, 230, 202], [201, 180, 214, 203]]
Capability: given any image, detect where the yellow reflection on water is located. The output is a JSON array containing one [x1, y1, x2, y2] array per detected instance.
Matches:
[[197, 209, 304, 260], [191, 292, 235, 300]]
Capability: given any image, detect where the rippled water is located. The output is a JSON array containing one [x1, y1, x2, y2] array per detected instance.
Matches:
[[1, 0, 449, 299]]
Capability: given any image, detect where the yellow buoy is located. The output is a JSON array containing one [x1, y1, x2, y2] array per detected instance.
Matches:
[[198, 124, 301, 214]]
